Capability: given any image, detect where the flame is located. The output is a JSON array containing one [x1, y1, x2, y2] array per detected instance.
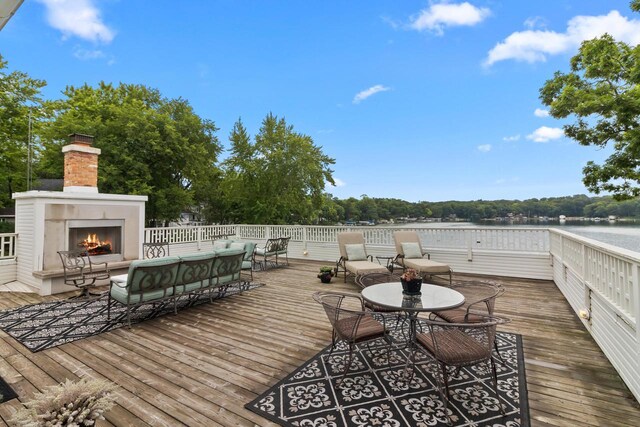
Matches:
[[80, 233, 112, 254]]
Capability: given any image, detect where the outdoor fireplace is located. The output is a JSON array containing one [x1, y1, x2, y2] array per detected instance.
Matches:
[[67, 219, 123, 256], [12, 132, 148, 295]]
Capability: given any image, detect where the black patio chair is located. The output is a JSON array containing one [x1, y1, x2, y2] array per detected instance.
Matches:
[[58, 249, 110, 298]]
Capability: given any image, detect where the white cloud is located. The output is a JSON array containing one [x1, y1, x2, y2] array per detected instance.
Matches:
[[502, 134, 520, 142], [485, 10, 640, 66], [353, 85, 390, 104], [524, 16, 547, 30], [477, 144, 492, 152], [526, 126, 564, 143], [39, 0, 115, 43], [534, 108, 550, 117], [73, 47, 104, 60], [329, 178, 346, 188], [409, 1, 490, 35]]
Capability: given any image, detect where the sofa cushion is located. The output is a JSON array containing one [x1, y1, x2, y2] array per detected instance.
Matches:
[[401, 242, 423, 259], [110, 285, 174, 304], [345, 243, 367, 261]]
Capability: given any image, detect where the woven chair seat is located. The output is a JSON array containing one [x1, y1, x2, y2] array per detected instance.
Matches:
[[335, 314, 386, 342], [417, 329, 489, 365], [433, 308, 486, 323]]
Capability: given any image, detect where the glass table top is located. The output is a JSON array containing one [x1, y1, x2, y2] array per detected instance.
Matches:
[[361, 282, 465, 312]]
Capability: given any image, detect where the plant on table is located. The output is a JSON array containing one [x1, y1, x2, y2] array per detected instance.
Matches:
[[317, 266, 335, 283], [11, 378, 117, 426], [400, 268, 419, 282]]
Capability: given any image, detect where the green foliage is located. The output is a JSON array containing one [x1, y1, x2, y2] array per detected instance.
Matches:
[[324, 194, 640, 222], [0, 55, 47, 208], [0, 221, 14, 233], [540, 30, 640, 199], [218, 114, 335, 224], [10, 378, 117, 426], [38, 82, 221, 224]]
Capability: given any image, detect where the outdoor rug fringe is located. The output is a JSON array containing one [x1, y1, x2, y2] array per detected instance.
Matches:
[[0, 282, 264, 352], [246, 319, 530, 427]]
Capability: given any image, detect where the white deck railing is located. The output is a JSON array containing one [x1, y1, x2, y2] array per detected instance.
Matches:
[[550, 229, 640, 401]]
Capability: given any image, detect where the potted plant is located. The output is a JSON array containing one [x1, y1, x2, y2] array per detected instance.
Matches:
[[317, 266, 335, 283], [400, 268, 422, 295], [11, 378, 117, 426]]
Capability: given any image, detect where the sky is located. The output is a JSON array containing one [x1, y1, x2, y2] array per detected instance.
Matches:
[[1, 0, 639, 202]]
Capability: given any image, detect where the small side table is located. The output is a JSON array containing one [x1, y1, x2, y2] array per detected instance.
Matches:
[[375, 256, 395, 272]]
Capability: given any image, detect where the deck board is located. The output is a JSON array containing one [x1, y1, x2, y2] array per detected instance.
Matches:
[[0, 259, 639, 426]]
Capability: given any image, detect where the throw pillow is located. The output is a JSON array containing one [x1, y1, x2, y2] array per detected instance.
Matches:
[[402, 242, 423, 259], [345, 243, 367, 261], [213, 240, 229, 250]]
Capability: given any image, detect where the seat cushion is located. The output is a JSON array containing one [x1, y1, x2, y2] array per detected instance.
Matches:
[[433, 308, 486, 323], [334, 314, 385, 341], [110, 285, 174, 304], [345, 261, 388, 276], [241, 260, 252, 270], [401, 242, 423, 259], [417, 329, 489, 365], [345, 244, 367, 261], [403, 258, 450, 274]]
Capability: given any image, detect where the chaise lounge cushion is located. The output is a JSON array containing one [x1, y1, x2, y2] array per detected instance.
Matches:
[[401, 242, 423, 259], [402, 258, 451, 273], [344, 260, 388, 276], [345, 243, 367, 261]]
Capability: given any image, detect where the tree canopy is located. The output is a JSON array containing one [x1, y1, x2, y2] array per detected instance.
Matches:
[[540, 4, 640, 200], [38, 82, 221, 224], [218, 114, 335, 224], [0, 55, 47, 208]]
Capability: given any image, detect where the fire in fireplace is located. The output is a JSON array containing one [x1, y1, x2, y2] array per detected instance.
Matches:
[[79, 231, 113, 255], [67, 220, 123, 257]]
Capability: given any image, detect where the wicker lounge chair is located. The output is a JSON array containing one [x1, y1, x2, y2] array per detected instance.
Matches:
[[393, 231, 452, 285], [313, 291, 392, 386], [336, 232, 388, 283]]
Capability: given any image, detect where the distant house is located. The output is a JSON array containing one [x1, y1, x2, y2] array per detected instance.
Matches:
[[0, 207, 15, 223]]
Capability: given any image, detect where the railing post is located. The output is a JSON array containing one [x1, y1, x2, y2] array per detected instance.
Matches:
[[303, 226, 308, 253], [197, 226, 202, 251]]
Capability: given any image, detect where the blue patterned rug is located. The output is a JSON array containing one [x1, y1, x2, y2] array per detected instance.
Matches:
[[0, 282, 263, 352], [246, 323, 529, 426]]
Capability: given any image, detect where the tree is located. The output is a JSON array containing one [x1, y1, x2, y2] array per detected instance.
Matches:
[[0, 55, 47, 207], [38, 82, 221, 224], [540, 6, 640, 199], [220, 113, 335, 224]]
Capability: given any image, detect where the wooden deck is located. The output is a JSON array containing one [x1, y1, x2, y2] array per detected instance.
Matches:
[[0, 259, 639, 427]]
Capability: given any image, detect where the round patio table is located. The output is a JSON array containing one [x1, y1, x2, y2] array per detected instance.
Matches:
[[361, 282, 465, 366]]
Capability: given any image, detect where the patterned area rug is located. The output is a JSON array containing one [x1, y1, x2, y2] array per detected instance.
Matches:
[[0, 282, 263, 352], [246, 321, 529, 427]]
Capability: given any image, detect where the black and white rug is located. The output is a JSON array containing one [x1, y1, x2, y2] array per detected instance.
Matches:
[[246, 322, 529, 427], [0, 282, 263, 352]]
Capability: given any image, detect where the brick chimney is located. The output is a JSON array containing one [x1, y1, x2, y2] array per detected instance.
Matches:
[[62, 133, 100, 193]]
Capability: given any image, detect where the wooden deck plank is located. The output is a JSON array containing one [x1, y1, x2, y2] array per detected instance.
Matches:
[[0, 260, 639, 427]]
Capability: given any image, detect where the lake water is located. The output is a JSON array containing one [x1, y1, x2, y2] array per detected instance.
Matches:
[[394, 220, 640, 253]]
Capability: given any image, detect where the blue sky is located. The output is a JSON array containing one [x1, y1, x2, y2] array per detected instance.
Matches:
[[2, 0, 639, 202]]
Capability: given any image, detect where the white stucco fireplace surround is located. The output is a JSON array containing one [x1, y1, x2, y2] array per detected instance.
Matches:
[[13, 191, 147, 295]]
